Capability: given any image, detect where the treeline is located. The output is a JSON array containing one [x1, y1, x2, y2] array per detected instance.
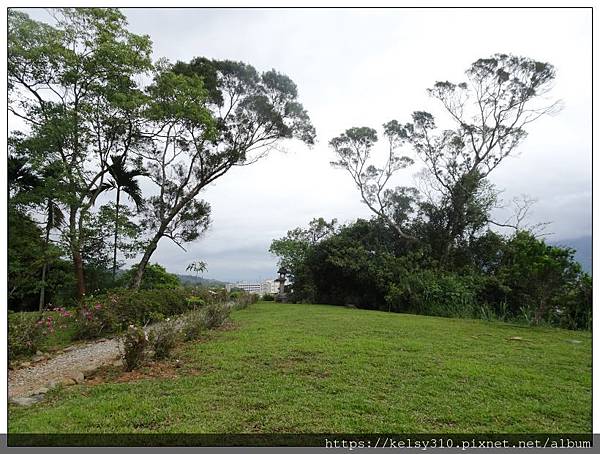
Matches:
[[271, 219, 591, 330], [8, 8, 315, 311], [270, 55, 591, 330]]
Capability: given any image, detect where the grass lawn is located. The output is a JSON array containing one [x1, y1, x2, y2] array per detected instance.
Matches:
[[9, 302, 591, 433]]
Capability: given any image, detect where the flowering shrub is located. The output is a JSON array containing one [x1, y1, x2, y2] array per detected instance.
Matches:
[[73, 301, 118, 340], [120, 325, 148, 371], [8, 312, 45, 361], [149, 318, 179, 359], [52, 306, 73, 318], [79, 288, 195, 333]]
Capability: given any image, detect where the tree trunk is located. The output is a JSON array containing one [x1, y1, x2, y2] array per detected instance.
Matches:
[[39, 213, 52, 312], [73, 249, 86, 301], [112, 187, 121, 281], [129, 236, 159, 290], [129, 194, 192, 289], [534, 298, 548, 325], [69, 206, 86, 301]]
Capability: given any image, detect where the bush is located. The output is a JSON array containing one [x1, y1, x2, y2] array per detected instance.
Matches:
[[8, 312, 45, 361], [261, 293, 275, 301], [385, 270, 480, 318], [149, 319, 178, 359], [202, 303, 231, 329], [116, 263, 180, 290], [120, 325, 148, 371], [73, 301, 119, 340], [185, 295, 206, 309], [76, 288, 194, 339], [236, 293, 259, 309], [181, 310, 204, 341]]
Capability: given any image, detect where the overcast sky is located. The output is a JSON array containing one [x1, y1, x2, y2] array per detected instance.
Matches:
[[21, 8, 592, 282]]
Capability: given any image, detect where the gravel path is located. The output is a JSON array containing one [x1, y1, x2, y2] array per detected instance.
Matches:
[[8, 338, 122, 399], [8, 302, 239, 400]]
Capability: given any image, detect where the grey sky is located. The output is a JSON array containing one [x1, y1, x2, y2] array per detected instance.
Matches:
[[20, 8, 592, 282]]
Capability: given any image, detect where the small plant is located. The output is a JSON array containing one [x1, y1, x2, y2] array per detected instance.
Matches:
[[202, 303, 231, 329], [182, 310, 204, 341], [261, 293, 275, 301], [120, 325, 148, 371], [149, 319, 178, 359]]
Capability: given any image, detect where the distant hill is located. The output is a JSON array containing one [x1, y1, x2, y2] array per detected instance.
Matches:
[[176, 274, 230, 287], [550, 236, 592, 274]]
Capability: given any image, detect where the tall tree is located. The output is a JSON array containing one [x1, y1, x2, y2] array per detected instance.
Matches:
[[129, 59, 315, 289], [101, 154, 145, 280], [9, 148, 66, 310], [8, 8, 152, 299], [400, 54, 559, 262], [329, 125, 418, 239]]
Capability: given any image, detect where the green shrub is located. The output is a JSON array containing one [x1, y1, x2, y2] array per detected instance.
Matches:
[[385, 270, 480, 318], [73, 301, 119, 340], [116, 263, 180, 290], [185, 295, 206, 309], [261, 293, 275, 301], [202, 303, 231, 329], [229, 291, 243, 300], [235, 293, 259, 309], [77, 288, 193, 339], [120, 325, 148, 371], [8, 312, 45, 361], [182, 310, 204, 341], [149, 319, 178, 359]]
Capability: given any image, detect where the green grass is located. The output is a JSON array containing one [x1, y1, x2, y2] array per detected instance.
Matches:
[[9, 302, 591, 433]]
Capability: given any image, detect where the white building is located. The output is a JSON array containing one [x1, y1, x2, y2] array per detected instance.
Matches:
[[226, 279, 279, 295]]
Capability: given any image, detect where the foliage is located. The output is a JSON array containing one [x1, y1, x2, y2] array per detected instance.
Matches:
[[8, 209, 49, 310], [91, 288, 191, 330], [269, 217, 338, 289], [271, 217, 591, 330], [261, 293, 275, 301], [234, 293, 259, 309], [186, 261, 207, 275], [149, 319, 179, 359], [117, 264, 180, 290], [73, 300, 119, 340], [492, 231, 590, 326], [201, 304, 231, 329], [8, 312, 45, 361], [120, 325, 148, 371], [386, 270, 480, 318], [181, 309, 205, 342], [8, 309, 73, 359], [8, 8, 153, 300], [185, 295, 207, 308], [129, 57, 316, 289], [329, 125, 417, 239]]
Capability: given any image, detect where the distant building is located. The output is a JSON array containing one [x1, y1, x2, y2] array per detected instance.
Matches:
[[226, 279, 281, 295], [261, 279, 279, 294]]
